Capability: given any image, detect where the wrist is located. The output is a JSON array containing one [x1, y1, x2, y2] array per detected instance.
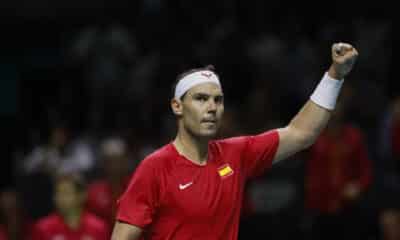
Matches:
[[310, 72, 344, 110], [328, 64, 345, 80]]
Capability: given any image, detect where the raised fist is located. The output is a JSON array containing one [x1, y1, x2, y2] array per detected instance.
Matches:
[[329, 42, 359, 79]]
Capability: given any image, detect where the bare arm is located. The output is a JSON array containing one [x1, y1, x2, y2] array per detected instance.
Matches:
[[274, 99, 330, 163], [111, 221, 143, 240], [273, 43, 358, 163]]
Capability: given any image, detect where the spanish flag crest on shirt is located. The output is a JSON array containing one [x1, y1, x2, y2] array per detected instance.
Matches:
[[218, 164, 234, 178]]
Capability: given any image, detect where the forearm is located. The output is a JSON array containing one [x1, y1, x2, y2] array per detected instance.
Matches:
[[275, 67, 340, 161], [273, 43, 357, 163], [289, 67, 342, 143]]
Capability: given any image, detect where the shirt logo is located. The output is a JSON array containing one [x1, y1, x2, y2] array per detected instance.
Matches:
[[218, 164, 234, 178], [201, 72, 212, 78], [179, 182, 193, 190]]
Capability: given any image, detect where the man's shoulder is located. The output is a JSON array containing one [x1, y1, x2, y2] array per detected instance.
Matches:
[[211, 130, 279, 153], [33, 213, 61, 230], [81, 212, 108, 230], [139, 143, 176, 169], [212, 135, 250, 149]]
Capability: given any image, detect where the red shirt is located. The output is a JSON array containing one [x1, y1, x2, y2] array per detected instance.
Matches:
[[305, 125, 372, 213], [86, 181, 114, 223], [31, 212, 110, 240], [86, 178, 129, 226], [117, 130, 279, 240]]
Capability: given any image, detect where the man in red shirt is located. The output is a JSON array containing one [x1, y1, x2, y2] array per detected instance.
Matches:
[[306, 98, 372, 214], [31, 174, 110, 240], [112, 43, 359, 239], [0, 189, 32, 240], [305, 95, 372, 239], [86, 137, 131, 227]]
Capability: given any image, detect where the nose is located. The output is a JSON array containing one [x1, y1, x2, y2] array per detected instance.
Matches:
[[206, 99, 217, 113]]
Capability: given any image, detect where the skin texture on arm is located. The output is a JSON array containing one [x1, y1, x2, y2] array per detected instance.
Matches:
[[111, 221, 143, 240], [273, 42, 358, 163], [274, 100, 331, 162]]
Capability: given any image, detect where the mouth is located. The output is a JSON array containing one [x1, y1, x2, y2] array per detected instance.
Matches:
[[201, 119, 217, 125]]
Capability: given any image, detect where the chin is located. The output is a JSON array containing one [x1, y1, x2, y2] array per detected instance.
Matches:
[[198, 130, 218, 139]]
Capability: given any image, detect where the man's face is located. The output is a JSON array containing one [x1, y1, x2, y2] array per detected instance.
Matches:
[[180, 82, 224, 138], [54, 179, 84, 215]]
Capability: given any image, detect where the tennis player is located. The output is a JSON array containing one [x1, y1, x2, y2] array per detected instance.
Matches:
[[112, 42, 358, 240]]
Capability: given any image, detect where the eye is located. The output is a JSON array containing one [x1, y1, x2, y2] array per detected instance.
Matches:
[[195, 95, 208, 102], [215, 96, 224, 104]]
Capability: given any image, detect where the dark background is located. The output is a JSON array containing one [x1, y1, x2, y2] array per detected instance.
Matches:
[[1, 1, 396, 182], [0, 1, 398, 239]]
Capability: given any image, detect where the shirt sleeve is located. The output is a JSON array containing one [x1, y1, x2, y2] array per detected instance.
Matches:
[[241, 130, 280, 178], [116, 160, 160, 229], [220, 130, 280, 179]]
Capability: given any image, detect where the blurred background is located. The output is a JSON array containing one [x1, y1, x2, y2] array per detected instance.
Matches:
[[0, 1, 398, 239]]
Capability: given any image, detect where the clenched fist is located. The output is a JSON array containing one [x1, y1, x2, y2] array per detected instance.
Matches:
[[328, 42, 359, 80]]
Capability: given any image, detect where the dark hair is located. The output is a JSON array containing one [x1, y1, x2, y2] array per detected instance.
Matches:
[[171, 65, 216, 100]]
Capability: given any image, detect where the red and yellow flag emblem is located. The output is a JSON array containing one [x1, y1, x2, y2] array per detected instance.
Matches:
[[218, 164, 234, 178]]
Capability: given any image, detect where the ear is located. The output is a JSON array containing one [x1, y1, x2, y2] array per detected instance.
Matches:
[[171, 98, 183, 116]]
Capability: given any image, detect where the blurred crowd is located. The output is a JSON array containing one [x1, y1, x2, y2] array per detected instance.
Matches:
[[0, 2, 398, 239]]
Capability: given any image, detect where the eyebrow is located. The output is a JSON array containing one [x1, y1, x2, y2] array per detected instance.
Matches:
[[191, 92, 224, 98]]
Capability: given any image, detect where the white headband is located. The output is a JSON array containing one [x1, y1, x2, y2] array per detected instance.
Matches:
[[174, 70, 221, 99]]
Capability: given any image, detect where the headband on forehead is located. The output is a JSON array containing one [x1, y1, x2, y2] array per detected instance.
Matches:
[[174, 70, 221, 99]]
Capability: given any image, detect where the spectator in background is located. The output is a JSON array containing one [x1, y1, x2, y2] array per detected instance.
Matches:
[[379, 96, 400, 176], [22, 124, 68, 175], [86, 137, 131, 227], [22, 123, 94, 176], [305, 88, 372, 240], [0, 189, 31, 240], [19, 123, 94, 221], [378, 96, 400, 240], [30, 174, 110, 240]]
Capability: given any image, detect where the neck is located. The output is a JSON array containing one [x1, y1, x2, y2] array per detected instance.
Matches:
[[174, 128, 209, 165], [61, 208, 82, 230]]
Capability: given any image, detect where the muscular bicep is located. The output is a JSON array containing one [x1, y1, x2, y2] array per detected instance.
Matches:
[[273, 100, 332, 164], [111, 221, 143, 240], [273, 127, 310, 164]]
